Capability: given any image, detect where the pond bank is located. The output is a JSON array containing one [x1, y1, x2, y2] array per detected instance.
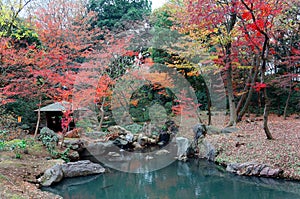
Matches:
[[0, 115, 299, 198], [43, 160, 300, 199]]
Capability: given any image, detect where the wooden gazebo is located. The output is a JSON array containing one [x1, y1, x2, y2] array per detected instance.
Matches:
[[35, 101, 80, 132]]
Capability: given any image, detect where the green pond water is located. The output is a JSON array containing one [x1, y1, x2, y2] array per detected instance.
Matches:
[[44, 160, 300, 199]]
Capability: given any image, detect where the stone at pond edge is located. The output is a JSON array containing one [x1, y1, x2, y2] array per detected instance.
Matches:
[[39, 164, 63, 187], [63, 139, 84, 150], [193, 124, 207, 141], [197, 139, 216, 161], [226, 162, 283, 178], [61, 160, 105, 178], [155, 149, 170, 156], [175, 137, 189, 158], [83, 141, 115, 157], [108, 125, 131, 135], [39, 160, 105, 186]]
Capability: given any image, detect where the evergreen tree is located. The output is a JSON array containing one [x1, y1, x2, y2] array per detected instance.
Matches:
[[88, 0, 152, 30]]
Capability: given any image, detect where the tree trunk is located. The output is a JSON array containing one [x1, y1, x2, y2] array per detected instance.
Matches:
[[283, 83, 292, 120], [236, 69, 253, 114], [205, 82, 212, 125], [225, 12, 237, 127], [237, 67, 259, 122], [60, 128, 67, 149], [241, 0, 273, 140], [226, 66, 237, 126], [33, 97, 42, 139], [223, 40, 237, 127], [260, 37, 273, 140], [98, 97, 106, 130], [262, 87, 273, 139], [236, 56, 258, 114]]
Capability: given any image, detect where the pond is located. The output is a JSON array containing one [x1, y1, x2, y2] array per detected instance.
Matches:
[[43, 160, 300, 199]]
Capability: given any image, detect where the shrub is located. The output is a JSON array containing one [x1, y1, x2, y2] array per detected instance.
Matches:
[[38, 127, 59, 147], [2, 139, 27, 158], [124, 123, 143, 134], [38, 127, 70, 162]]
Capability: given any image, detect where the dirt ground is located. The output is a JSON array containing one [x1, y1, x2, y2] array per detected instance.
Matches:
[[206, 114, 300, 180], [0, 139, 63, 199]]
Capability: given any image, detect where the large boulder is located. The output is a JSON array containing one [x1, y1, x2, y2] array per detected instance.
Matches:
[[175, 137, 189, 159], [198, 140, 216, 161], [63, 139, 84, 152], [226, 162, 283, 178], [158, 132, 170, 146], [39, 160, 105, 186], [83, 131, 107, 139], [81, 141, 115, 158], [61, 160, 105, 178], [67, 151, 80, 161], [39, 164, 64, 187], [108, 125, 131, 135], [193, 124, 207, 141], [206, 126, 238, 135]]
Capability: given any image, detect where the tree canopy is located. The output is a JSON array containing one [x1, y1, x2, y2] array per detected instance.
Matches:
[[88, 0, 152, 30]]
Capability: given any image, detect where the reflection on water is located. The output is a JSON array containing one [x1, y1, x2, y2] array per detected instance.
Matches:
[[44, 160, 300, 199]]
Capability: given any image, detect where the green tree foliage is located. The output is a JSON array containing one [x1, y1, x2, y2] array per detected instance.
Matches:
[[149, 7, 175, 64], [149, 6, 210, 118], [0, 0, 40, 45], [4, 98, 38, 130], [151, 8, 173, 29], [87, 0, 152, 30], [129, 84, 176, 122]]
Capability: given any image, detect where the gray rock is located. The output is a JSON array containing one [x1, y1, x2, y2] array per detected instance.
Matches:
[[148, 138, 157, 144], [63, 139, 84, 152], [132, 142, 142, 149], [155, 149, 170, 156], [84, 141, 114, 156], [193, 124, 207, 142], [205, 142, 216, 161], [108, 156, 132, 162], [39, 160, 105, 186], [83, 131, 107, 139], [108, 152, 121, 157], [175, 137, 189, 158], [113, 138, 128, 146], [145, 155, 154, 160], [157, 141, 165, 146], [68, 151, 80, 161], [260, 166, 270, 176], [177, 155, 188, 162], [206, 126, 238, 134], [221, 127, 239, 134], [61, 160, 105, 178], [226, 162, 283, 178], [39, 164, 63, 186], [119, 134, 125, 139], [133, 135, 138, 142], [206, 126, 222, 134], [125, 133, 134, 142], [108, 125, 131, 135], [198, 140, 216, 161], [63, 139, 82, 146]]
